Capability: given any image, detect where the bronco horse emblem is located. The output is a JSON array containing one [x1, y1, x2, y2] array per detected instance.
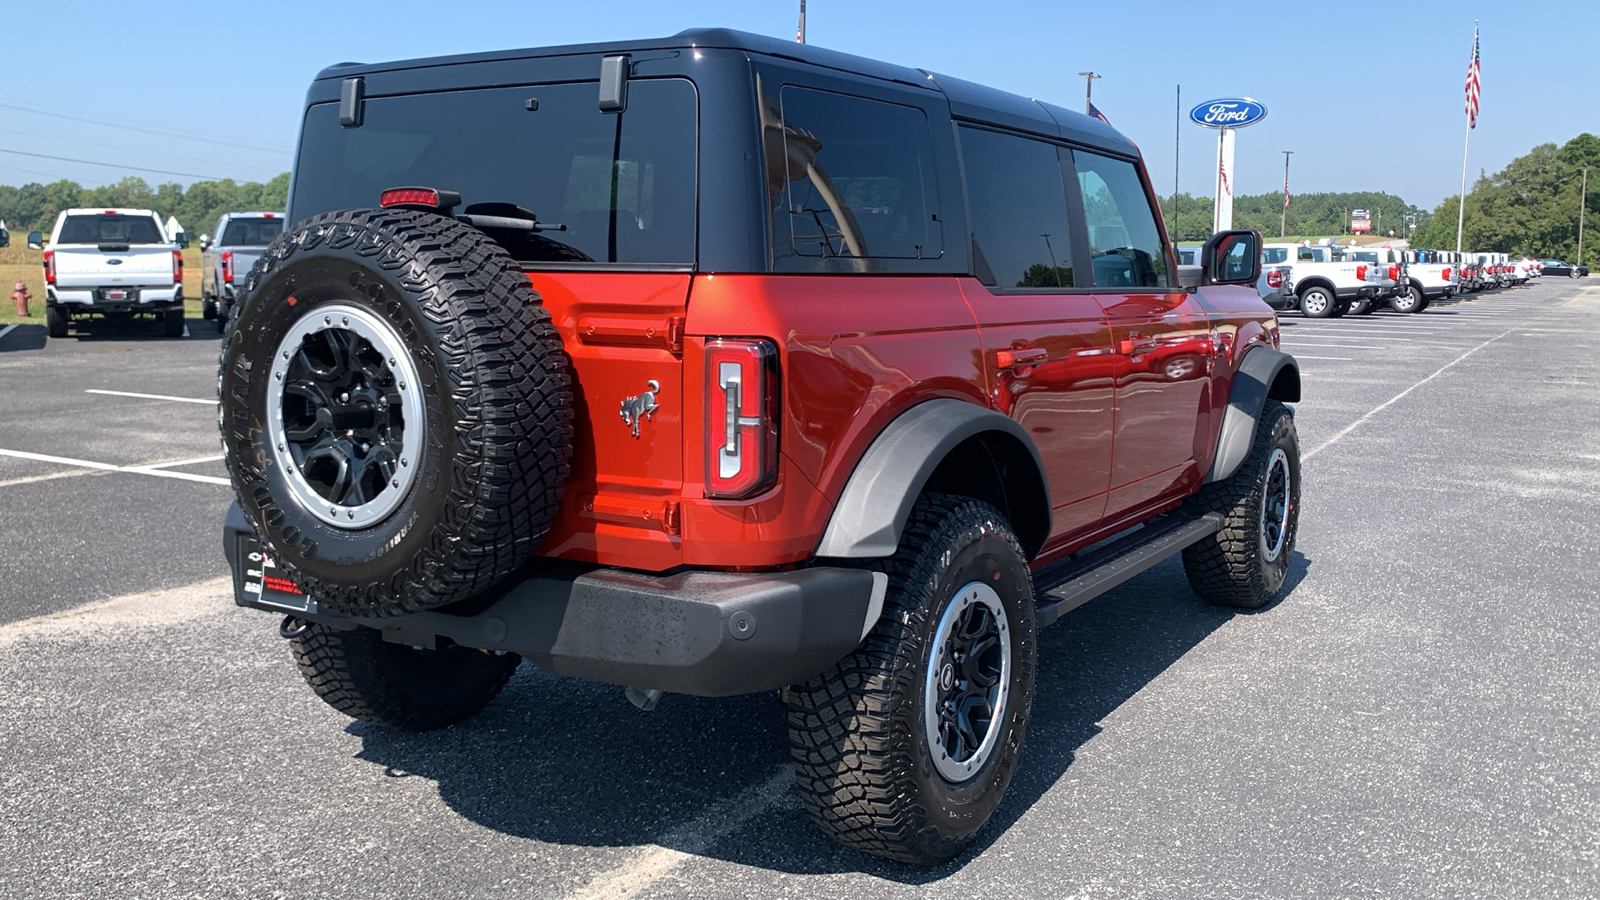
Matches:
[[620, 380, 661, 438]]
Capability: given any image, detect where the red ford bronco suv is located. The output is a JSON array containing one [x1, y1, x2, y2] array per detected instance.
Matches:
[[220, 29, 1302, 865]]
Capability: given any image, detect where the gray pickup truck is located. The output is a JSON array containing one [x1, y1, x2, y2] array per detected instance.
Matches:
[[199, 212, 284, 328]]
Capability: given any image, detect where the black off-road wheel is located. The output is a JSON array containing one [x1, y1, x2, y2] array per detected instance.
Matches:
[[1298, 285, 1337, 318], [219, 209, 574, 618], [1183, 400, 1300, 609], [290, 622, 521, 731], [46, 305, 68, 338], [785, 494, 1038, 865]]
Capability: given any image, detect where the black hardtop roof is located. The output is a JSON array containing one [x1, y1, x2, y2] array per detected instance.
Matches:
[[314, 28, 1136, 156]]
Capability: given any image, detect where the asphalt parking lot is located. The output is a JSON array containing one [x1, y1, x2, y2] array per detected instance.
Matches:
[[2, 281, 1597, 898]]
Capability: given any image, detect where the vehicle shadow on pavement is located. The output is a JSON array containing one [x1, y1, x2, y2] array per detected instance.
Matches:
[[349, 551, 1312, 883], [0, 323, 46, 351], [50, 318, 223, 343]]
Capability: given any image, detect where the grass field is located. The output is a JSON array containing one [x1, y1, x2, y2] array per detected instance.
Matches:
[[0, 244, 204, 326]]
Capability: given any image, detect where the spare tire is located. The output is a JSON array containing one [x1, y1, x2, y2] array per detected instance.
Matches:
[[219, 209, 574, 617]]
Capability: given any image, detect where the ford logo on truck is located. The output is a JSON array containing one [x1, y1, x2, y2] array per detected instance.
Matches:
[[1189, 98, 1268, 129]]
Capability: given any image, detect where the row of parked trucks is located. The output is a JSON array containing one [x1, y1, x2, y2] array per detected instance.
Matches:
[[1181, 241, 1561, 318]]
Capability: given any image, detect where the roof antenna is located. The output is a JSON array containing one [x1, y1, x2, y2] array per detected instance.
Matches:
[[797, 0, 806, 43]]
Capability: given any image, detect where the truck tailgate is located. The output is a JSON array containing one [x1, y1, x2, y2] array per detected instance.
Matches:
[[53, 246, 174, 288]]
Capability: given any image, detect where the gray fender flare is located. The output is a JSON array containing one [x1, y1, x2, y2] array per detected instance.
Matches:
[[1205, 347, 1302, 484], [815, 398, 1049, 559]]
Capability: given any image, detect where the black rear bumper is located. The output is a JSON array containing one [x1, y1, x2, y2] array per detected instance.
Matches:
[[223, 503, 883, 697]]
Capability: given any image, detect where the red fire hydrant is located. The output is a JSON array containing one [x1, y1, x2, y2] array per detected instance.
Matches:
[[11, 281, 30, 317]]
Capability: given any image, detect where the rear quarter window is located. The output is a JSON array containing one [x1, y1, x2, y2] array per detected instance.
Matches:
[[763, 85, 943, 270], [291, 79, 697, 267]]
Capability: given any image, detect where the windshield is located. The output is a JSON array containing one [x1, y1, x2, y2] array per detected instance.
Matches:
[[220, 217, 284, 246], [58, 214, 164, 245], [291, 79, 696, 267]]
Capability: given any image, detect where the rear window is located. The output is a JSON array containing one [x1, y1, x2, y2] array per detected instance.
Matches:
[[220, 217, 284, 246], [291, 79, 697, 267], [1263, 247, 1289, 264], [58, 214, 163, 245]]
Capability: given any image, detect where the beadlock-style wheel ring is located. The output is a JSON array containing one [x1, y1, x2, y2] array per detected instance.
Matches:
[[1259, 447, 1292, 563], [924, 581, 1012, 784], [265, 303, 424, 530]]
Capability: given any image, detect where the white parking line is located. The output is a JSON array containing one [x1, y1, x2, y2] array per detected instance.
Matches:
[[1284, 333, 1415, 341], [1289, 355, 1353, 361], [84, 389, 214, 405], [0, 448, 231, 486], [182, 324, 190, 338], [134, 454, 225, 470], [0, 324, 17, 341], [1279, 342, 1384, 350]]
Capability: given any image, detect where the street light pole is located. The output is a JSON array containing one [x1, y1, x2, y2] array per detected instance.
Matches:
[[1077, 71, 1101, 115], [1281, 150, 1293, 238]]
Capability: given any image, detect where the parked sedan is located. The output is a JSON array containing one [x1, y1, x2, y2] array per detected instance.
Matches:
[[1539, 258, 1581, 277]]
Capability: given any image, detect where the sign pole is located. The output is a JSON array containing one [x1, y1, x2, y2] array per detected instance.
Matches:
[[796, 0, 806, 43], [1213, 127, 1235, 233], [1579, 165, 1588, 268], [1281, 150, 1293, 238]]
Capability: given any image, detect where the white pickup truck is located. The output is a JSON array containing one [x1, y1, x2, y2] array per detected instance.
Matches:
[[28, 208, 187, 338], [1262, 242, 1382, 318], [1392, 249, 1457, 312]]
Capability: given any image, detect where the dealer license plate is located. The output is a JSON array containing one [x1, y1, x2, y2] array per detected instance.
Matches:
[[236, 535, 316, 615], [106, 290, 127, 300]]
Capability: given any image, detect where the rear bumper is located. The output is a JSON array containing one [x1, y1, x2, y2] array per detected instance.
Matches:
[[48, 285, 182, 309], [223, 502, 885, 697]]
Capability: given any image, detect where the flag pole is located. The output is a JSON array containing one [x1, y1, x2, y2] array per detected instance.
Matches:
[[1456, 20, 1478, 256], [1454, 114, 1471, 256]]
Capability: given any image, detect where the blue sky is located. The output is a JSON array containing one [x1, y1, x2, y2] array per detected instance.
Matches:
[[2, 0, 1595, 209]]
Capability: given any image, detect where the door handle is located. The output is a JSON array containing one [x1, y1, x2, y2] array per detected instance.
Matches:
[[1118, 338, 1158, 355], [996, 347, 1048, 369]]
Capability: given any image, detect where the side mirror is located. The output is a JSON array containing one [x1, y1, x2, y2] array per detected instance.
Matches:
[[1201, 229, 1262, 286], [199, 234, 211, 251], [0, 229, 9, 249], [174, 232, 190, 250], [27, 231, 44, 251]]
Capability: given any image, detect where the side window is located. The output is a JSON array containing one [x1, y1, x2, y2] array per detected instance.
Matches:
[[1263, 247, 1289, 264], [958, 126, 1074, 288], [1298, 248, 1315, 261], [768, 86, 941, 263], [1071, 150, 1169, 288]]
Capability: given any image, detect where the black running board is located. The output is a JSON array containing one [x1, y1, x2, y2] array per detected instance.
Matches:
[[1033, 513, 1224, 628]]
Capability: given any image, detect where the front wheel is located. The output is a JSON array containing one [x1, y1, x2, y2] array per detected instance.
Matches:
[[785, 494, 1037, 865], [290, 622, 522, 731], [1183, 400, 1301, 609]]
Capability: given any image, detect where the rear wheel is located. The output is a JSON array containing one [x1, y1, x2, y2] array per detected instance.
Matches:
[[202, 298, 217, 320], [1347, 297, 1373, 315], [163, 307, 185, 337], [290, 622, 521, 731], [1391, 283, 1424, 313], [1298, 286, 1337, 318], [785, 494, 1037, 865], [46, 305, 68, 338]]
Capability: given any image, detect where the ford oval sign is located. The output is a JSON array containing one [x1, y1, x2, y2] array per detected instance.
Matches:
[[1190, 98, 1268, 129]]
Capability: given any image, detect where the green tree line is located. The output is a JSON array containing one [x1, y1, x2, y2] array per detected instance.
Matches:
[[1160, 190, 1427, 242], [0, 173, 289, 238], [1408, 133, 1598, 266]]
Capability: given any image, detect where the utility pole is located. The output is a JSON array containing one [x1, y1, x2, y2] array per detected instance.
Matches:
[[796, 0, 806, 43], [1077, 71, 1101, 115], [1281, 150, 1293, 238], [1580, 165, 1589, 267]]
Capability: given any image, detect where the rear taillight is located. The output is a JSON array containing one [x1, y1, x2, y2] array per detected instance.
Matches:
[[1266, 269, 1283, 288], [1443, 268, 1452, 280], [1388, 265, 1399, 281], [705, 338, 780, 500], [43, 250, 56, 285], [222, 250, 235, 284], [1356, 264, 1368, 281], [173, 250, 183, 284]]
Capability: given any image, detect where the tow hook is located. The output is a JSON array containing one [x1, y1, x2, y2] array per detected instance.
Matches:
[[625, 687, 663, 711], [279, 615, 309, 639]]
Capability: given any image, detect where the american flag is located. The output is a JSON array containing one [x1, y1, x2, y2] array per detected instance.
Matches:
[[1218, 158, 1231, 198], [1283, 178, 1290, 211], [1465, 23, 1481, 129], [1088, 101, 1111, 126]]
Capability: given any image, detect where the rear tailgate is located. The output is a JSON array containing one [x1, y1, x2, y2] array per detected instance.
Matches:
[[53, 246, 174, 289]]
